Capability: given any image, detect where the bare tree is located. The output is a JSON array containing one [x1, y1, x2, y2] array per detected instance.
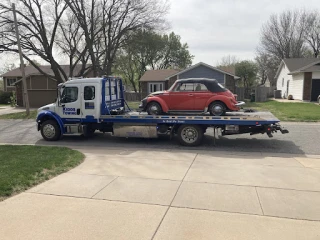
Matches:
[[216, 55, 239, 67], [56, 12, 90, 77], [255, 52, 279, 86], [65, 0, 168, 76], [259, 10, 307, 61], [303, 11, 320, 58], [0, 0, 69, 82]]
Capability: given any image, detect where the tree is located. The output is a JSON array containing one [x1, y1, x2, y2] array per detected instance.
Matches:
[[235, 60, 258, 98], [255, 52, 278, 86], [0, 0, 70, 82], [259, 10, 307, 61], [303, 11, 320, 58], [0, 0, 168, 83], [65, 0, 168, 77], [216, 55, 239, 67], [115, 30, 193, 92]]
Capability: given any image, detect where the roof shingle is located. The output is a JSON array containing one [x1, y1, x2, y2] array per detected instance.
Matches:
[[139, 69, 180, 82]]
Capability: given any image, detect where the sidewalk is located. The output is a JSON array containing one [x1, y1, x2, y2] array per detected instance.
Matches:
[[1, 149, 320, 239]]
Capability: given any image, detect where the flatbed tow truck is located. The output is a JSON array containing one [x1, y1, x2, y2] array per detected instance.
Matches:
[[36, 77, 289, 146]]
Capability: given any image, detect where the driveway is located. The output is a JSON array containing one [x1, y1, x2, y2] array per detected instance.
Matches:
[[0, 148, 320, 239]]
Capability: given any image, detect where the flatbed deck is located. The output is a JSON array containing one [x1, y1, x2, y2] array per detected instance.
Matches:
[[100, 111, 280, 126]]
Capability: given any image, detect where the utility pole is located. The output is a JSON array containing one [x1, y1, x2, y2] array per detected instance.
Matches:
[[12, 3, 30, 115]]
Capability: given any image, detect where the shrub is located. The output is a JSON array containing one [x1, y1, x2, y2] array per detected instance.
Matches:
[[287, 94, 293, 100], [0, 91, 12, 104], [10, 91, 17, 107]]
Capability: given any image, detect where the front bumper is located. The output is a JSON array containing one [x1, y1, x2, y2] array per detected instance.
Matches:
[[139, 98, 148, 110], [235, 101, 245, 106]]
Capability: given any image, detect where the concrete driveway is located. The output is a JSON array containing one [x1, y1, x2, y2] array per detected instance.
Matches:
[[1, 148, 320, 240]]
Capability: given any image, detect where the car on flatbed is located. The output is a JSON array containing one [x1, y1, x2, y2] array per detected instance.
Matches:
[[139, 78, 245, 116]]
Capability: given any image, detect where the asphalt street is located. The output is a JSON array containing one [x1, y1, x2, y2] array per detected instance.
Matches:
[[0, 119, 319, 155]]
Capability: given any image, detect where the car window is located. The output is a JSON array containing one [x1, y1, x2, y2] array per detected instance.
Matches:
[[174, 83, 194, 91], [194, 83, 208, 91], [61, 87, 78, 103]]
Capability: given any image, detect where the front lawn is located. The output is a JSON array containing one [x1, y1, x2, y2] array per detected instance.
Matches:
[[0, 145, 84, 201], [0, 110, 37, 119], [126, 101, 140, 110], [244, 100, 320, 122]]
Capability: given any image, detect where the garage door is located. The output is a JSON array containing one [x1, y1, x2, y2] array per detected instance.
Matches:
[[311, 79, 320, 101]]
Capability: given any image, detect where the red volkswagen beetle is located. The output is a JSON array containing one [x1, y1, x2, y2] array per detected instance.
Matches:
[[139, 78, 244, 116]]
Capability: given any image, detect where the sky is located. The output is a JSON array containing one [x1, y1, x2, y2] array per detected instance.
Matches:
[[167, 0, 320, 66], [1, 0, 320, 72]]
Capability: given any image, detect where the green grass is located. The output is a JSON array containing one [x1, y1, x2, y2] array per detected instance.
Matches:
[[244, 100, 320, 122], [0, 104, 10, 107], [0, 145, 84, 201], [0, 110, 37, 119], [126, 101, 140, 110]]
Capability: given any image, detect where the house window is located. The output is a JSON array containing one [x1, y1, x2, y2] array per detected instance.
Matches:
[[282, 78, 284, 87], [149, 83, 164, 93], [6, 78, 17, 86]]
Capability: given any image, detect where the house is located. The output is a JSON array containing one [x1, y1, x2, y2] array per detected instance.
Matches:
[[275, 58, 320, 101], [139, 62, 240, 97], [1, 65, 93, 107]]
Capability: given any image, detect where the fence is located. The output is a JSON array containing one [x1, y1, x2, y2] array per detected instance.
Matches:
[[255, 86, 276, 102], [235, 86, 275, 102], [235, 88, 245, 101], [124, 92, 142, 101]]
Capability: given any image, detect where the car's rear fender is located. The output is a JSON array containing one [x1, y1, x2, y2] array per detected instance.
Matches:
[[147, 97, 169, 112], [205, 96, 239, 111]]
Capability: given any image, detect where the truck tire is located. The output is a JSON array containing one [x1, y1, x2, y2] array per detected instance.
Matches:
[[177, 124, 204, 146], [209, 101, 226, 116], [40, 120, 61, 141]]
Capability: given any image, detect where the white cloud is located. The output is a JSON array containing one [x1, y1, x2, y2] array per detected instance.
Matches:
[[167, 0, 320, 66]]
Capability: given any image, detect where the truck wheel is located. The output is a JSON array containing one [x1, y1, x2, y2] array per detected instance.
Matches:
[[209, 101, 226, 116], [83, 125, 95, 137], [147, 102, 162, 115], [177, 125, 204, 146], [41, 120, 61, 141]]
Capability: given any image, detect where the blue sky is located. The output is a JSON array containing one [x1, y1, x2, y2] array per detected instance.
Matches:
[[167, 0, 320, 65]]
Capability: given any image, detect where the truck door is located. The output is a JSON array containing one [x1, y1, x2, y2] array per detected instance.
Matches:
[[56, 85, 81, 120], [81, 84, 98, 120]]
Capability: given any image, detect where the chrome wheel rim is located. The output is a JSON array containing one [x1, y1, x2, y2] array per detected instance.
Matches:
[[212, 105, 223, 115], [149, 104, 160, 114], [181, 127, 198, 143], [43, 124, 55, 139]]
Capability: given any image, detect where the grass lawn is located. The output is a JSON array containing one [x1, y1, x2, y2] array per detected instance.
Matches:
[[0, 110, 37, 119], [126, 101, 140, 110], [244, 100, 320, 122], [0, 145, 84, 201], [0, 104, 10, 107]]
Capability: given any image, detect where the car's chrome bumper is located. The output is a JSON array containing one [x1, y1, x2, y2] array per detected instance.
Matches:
[[235, 101, 245, 106]]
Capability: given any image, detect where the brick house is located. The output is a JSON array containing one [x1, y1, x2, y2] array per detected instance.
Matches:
[[139, 62, 239, 98], [1, 65, 93, 107]]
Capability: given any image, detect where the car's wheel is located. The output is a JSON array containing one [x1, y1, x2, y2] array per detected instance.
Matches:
[[40, 120, 61, 141], [209, 101, 226, 116], [146, 102, 163, 115], [177, 125, 204, 146]]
